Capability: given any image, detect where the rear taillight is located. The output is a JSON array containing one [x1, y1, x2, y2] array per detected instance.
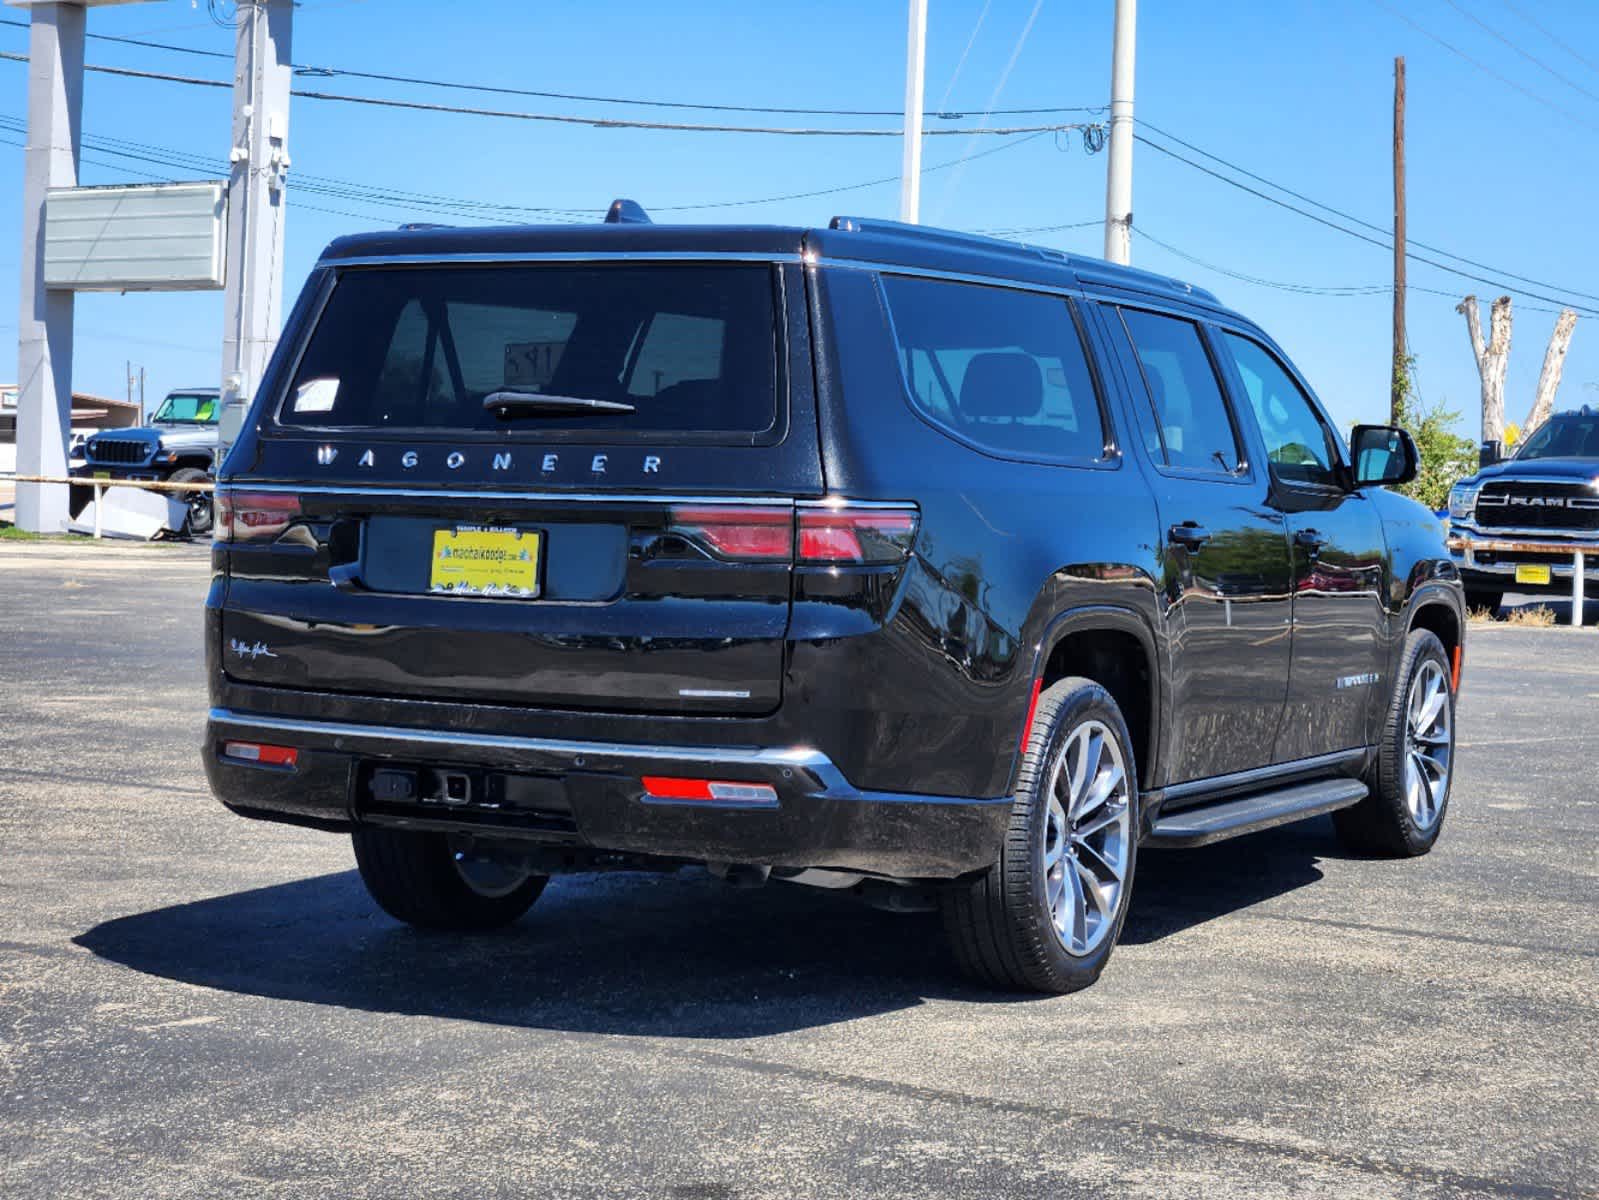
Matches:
[[667, 503, 920, 565], [669, 506, 793, 562], [215, 491, 302, 544], [798, 506, 919, 565]]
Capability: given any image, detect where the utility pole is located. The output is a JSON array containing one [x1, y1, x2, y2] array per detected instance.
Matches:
[[1103, 0, 1137, 265], [1391, 56, 1406, 425], [899, 0, 928, 224], [14, 3, 85, 533], [218, 0, 294, 451]]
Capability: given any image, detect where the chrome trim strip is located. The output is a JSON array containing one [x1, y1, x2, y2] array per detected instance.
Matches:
[[209, 706, 826, 768], [319, 251, 804, 269], [215, 484, 807, 506], [1453, 521, 1599, 540]]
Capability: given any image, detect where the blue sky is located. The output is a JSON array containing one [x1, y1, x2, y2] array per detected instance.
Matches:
[[5, 0, 1599, 437]]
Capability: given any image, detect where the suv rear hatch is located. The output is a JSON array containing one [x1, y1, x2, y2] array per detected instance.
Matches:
[[219, 258, 824, 716]]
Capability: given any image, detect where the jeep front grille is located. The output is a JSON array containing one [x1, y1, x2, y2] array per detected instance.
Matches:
[[87, 441, 152, 466], [1474, 481, 1599, 532]]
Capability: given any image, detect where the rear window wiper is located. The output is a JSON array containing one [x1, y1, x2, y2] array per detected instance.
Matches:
[[483, 390, 636, 417]]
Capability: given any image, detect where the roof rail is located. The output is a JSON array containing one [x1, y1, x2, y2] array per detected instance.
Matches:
[[606, 198, 652, 225], [829, 215, 1068, 264]]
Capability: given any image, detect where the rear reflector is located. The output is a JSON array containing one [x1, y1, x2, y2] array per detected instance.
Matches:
[[798, 506, 918, 565], [669, 506, 793, 562], [215, 491, 302, 544], [641, 776, 779, 806], [221, 740, 299, 769]]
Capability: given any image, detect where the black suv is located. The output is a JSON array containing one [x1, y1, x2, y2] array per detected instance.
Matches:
[[204, 208, 1465, 994]]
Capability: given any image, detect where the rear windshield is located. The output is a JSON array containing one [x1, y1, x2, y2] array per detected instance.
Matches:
[[277, 264, 779, 436]]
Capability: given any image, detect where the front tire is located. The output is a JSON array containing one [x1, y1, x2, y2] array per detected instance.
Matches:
[[168, 467, 213, 538], [941, 677, 1139, 994], [352, 828, 547, 930], [1333, 629, 1456, 857]]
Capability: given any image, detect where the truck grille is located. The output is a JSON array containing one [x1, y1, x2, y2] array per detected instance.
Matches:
[[1474, 481, 1599, 532], [88, 440, 152, 466]]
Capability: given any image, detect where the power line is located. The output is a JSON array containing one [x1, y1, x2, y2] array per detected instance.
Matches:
[[1135, 119, 1599, 306], [1134, 223, 1577, 315], [1366, 0, 1599, 134], [1438, 0, 1599, 104], [0, 50, 1099, 139], [0, 16, 1102, 121], [1497, 0, 1599, 81], [1132, 132, 1599, 316]]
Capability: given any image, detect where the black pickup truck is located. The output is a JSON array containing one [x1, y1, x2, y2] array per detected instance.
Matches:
[[202, 206, 1465, 993], [1448, 406, 1599, 613]]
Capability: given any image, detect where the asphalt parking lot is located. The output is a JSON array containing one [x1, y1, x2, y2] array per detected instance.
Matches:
[[1, 540, 1595, 1199]]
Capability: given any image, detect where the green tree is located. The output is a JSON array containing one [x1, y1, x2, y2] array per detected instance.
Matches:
[[1389, 354, 1477, 512]]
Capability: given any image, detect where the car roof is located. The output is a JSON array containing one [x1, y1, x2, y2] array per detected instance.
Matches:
[[317, 212, 1244, 324]]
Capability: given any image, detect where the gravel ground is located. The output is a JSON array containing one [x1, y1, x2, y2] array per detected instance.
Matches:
[[1, 540, 1595, 1199]]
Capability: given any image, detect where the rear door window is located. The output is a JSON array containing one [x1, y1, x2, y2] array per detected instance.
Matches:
[[278, 264, 780, 437], [1116, 308, 1243, 474], [880, 275, 1108, 463]]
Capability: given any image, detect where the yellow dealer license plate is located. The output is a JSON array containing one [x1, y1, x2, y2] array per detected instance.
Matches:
[[1515, 564, 1552, 586], [429, 526, 541, 598]]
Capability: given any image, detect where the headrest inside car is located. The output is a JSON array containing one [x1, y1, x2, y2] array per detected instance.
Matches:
[[959, 352, 1043, 419]]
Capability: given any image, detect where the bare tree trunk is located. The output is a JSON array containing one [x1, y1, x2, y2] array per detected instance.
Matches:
[[1524, 309, 1578, 435], [1457, 294, 1513, 443]]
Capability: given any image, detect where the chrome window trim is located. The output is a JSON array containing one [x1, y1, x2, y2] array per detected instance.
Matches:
[[214, 485, 913, 508]]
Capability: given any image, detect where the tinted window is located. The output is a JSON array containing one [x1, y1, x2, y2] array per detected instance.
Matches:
[[1118, 309, 1241, 472], [1516, 415, 1599, 459], [279, 265, 778, 435], [1222, 333, 1342, 487], [881, 275, 1106, 462]]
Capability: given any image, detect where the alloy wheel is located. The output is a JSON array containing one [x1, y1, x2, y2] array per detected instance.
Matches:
[[1042, 719, 1133, 958], [1403, 659, 1453, 832]]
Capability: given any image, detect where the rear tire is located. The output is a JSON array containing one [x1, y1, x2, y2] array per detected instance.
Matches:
[[1464, 588, 1503, 616], [940, 677, 1139, 994], [352, 828, 547, 930], [1333, 629, 1456, 857]]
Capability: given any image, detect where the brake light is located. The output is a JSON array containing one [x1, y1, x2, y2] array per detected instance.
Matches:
[[220, 741, 299, 769], [641, 776, 779, 806], [669, 506, 793, 561], [798, 506, 919, 564], [215, 491, 301, 543]]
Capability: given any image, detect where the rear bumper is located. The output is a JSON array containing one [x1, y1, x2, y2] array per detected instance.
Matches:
[[203, 708, 1011, 879]]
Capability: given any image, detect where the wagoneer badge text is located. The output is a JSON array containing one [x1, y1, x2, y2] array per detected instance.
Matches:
[[320, 448, 664, 475]]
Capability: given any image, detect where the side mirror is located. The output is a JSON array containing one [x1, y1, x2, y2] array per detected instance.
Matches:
[[1349, 424, 1418, 488], [1479, 440, 1503, 469]]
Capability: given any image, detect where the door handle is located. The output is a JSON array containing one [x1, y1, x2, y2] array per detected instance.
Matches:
[[1168, 522, 1212, 550], [1295, 529, 1328, 556]]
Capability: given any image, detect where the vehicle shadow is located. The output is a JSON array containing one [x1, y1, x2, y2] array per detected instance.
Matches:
[[75, 822, 1344, 1033], [1123, 817, 1343, 945]]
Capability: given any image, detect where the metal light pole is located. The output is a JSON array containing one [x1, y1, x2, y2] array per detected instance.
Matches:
[[899, 0, 928, 224], [218, 0, 294, 453], [1102, 0, 1137, 265]]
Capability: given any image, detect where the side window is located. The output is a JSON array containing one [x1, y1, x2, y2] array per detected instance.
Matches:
[[880, 274, 1108, 463], [1221, 332, 1342, 488], [1117, 308, 1242, 473]]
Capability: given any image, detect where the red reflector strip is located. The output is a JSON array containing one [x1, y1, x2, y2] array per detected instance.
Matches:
[[1019, 677, 1043, 753], [221, 741, 299, 768], [640, 776, 779, 806]]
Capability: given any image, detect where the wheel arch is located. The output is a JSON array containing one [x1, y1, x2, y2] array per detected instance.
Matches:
[[1020, 606, 1163, 793], [1404, 585, 1466, 687]]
